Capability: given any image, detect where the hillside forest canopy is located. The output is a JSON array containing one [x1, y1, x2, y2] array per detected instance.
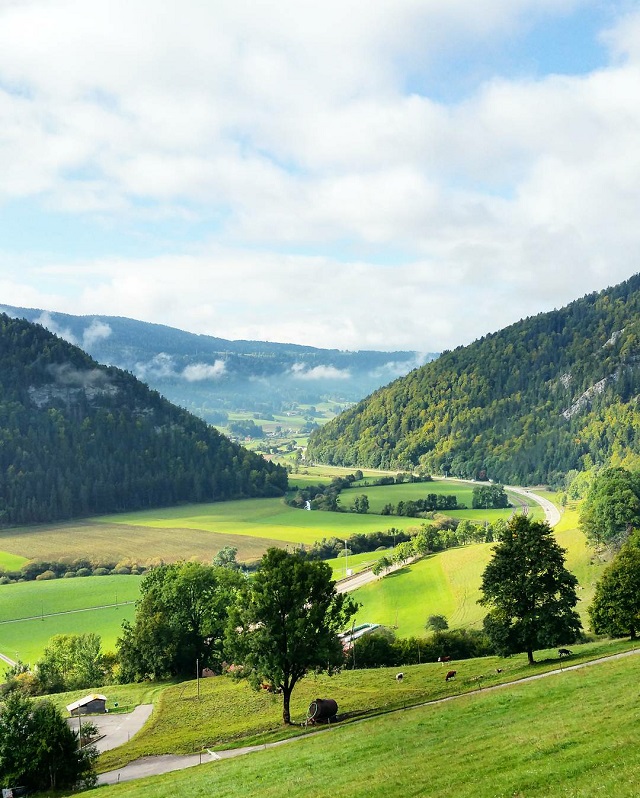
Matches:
[[0, 313, 287, 525], [307, 273, 640, 486]]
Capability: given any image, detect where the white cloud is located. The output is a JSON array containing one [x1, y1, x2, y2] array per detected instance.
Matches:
[[182, 361, 226, 381], [291, 363, 351, 381], [134, 353, 176, 380], [34, 311, 78, 345], [82, 319, 112, 348], [1, 2, 639, 352]]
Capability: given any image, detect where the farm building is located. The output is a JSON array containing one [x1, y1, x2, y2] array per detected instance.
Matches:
[[66, 693, 107, 716]]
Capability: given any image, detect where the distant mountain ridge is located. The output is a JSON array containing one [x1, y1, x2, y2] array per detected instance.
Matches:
[[306, 273, 640, 485], [0, 313, 287, 526], [0, 306, 436, 422]]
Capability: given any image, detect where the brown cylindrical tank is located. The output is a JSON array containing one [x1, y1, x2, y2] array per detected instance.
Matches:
[[307, 698, 338, 723]]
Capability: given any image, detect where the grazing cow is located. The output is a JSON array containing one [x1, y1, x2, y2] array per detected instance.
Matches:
[[495, 668, 503, 674], [395, 672, 404, 682], [558, 648, 572, 658], [438, 656, 451, 665], [445, 670, 457, 682]]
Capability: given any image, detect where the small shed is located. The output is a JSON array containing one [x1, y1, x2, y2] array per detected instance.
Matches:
[[66, 694, 107, 716]]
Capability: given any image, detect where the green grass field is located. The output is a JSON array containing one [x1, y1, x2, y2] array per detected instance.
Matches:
[[93, 640, 638, 778], [0, 497, 430, 565], [0, 472, 542, 568], [351, 543, 495, 636], [90, 651, 640, 798], [0, 576, 141, 664], [0, 550, 28, 570]]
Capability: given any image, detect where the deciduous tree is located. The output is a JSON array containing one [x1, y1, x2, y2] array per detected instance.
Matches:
[[0, 691, 96, 792], [479, 515, 582, 665], [118, 561, 242, 680], [227, 548, 357, 724], [579, 467, 640, 547], [589, 532, 640, 639], [37, 633, 106, 693]]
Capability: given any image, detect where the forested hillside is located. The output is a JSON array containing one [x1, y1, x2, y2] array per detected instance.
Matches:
[[0, 306, 435, 422], [0, 314, 287, 525], [307, 274, 640, 485]]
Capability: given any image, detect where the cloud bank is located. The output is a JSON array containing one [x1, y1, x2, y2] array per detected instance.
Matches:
[[0, 2, 639, 350]]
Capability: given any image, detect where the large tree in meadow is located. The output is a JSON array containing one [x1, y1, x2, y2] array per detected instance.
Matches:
[[589, 532, 640, 639], [479, 515, 582, 665], [227, 548, 357, 724]]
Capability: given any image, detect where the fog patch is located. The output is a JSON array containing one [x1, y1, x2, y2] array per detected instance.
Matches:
[[369, 352, 435, 379], [182, 360, 226, 381], [83, 319, 112, 348], [291, 363, 351, 380], [134, 353, 177, 380], [35, 311, 78, 346], [47, 363, 111, 387]]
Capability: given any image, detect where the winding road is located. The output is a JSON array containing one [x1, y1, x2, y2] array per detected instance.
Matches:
[[506, 485, 561, 527]]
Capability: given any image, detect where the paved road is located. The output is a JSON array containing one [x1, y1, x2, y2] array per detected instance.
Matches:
[[71, 704, 154, 753], [335, 557, 413, 594], [505, 485, 562, 527], [0, 652, 17, 668]]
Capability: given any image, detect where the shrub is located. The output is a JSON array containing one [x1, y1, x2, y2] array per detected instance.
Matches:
[[76, 567, 92, 577], [36, 570, 56, 581]]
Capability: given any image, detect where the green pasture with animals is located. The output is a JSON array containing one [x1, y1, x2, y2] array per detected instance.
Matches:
[[0, 576, 141, 665], [96, 640, 638, 779]]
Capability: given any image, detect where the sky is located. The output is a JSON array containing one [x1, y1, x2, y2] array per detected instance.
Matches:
[[1, 0, 640, 353]]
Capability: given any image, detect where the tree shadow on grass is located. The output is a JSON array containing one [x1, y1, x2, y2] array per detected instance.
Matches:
[[384, 567, 410, 578]]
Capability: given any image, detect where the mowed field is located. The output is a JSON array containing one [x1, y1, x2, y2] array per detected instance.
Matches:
[[351, 497, 603, 637], [0, 575, 140, 664], [352, 543, 495, 636], [0, 472, 538, 566]]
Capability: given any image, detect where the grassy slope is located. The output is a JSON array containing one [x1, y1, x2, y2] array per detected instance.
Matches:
[[95, 648, 639, 797], [351, 543, 494, 636], [352, 499, 603, 637]]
